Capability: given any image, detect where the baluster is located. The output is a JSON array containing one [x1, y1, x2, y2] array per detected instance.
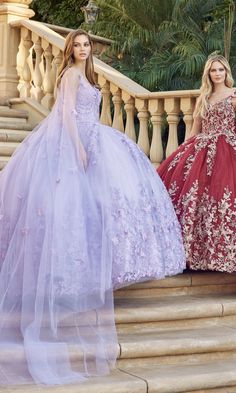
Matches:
[[31, 33, 43, 102], [51, 59, 57, 88], [16, 29, 24, 95], [16, 28, 33, 98], [41, 41, 54, 110], [181, 97, 195, 140], [123, 93, 136, 141], [98, 76, 112, 126], [110, 84, 124, 132], [51, 48, 63, 98], [52, 47, 63, 81], [136, 99, 150, 156], [149, 98, 164, 167], [165, 97, 180, 157]]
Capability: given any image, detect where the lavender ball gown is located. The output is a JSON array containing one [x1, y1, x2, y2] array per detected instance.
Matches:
[[0, 67, 185, 385]]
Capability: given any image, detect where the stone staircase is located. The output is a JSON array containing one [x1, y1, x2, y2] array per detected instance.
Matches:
[[0, 103, 33, 169], [0, 271, 236, 392], [113, 272, 236, 392]]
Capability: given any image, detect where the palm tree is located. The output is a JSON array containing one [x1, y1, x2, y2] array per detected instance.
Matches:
[[94, 0, 236, 90], [92, 0, 174, 82], [31, 0, 236, 90], [140, 0, 226, 90]]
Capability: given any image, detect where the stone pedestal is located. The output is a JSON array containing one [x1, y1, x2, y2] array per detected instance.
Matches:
[[0, 1, 34, 99]]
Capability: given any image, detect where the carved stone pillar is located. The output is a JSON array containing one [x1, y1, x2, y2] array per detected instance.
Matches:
[[111, 84, 124, 132], [136, 98, 150, 156], [0, 1, 34, 99], [181, 97, 195, 140], [98, 76, 112, 126], [149, 98, 164, 167], [123, 92, 136, 141], [165, 97, 180, 158]]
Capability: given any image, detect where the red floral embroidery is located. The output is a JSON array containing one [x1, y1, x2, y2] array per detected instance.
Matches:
[[158, 95, 236, 271]]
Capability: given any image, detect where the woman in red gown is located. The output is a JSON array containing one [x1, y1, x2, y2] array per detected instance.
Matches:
[[158, 54, 236, 272]]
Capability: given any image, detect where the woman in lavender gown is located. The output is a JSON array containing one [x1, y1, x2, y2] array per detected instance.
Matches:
[[0, 29, 185, 385]]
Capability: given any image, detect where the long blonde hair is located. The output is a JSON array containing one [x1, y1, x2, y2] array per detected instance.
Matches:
[[56, 29, 97, 88], [194, 54, 234, 118]]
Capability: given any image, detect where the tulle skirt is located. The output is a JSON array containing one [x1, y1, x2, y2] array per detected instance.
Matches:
[[158, 133, 236, 271], [0, 111, 185, 384]]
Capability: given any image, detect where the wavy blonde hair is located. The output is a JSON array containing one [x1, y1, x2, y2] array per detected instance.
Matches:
[[56, 29, 97, 88], [194, 54, 234, 118]]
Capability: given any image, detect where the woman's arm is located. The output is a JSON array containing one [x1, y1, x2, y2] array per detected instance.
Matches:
[[187, 97, 202, 139], [187, 116, 202, 139]]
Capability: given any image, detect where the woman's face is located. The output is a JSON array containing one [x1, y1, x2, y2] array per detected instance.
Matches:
[[209, 61, 226, 85], [73, 34, 91, 63]]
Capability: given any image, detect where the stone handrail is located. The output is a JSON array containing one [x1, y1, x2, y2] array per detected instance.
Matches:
[[10, 19, 199, 166], [42, 23, 113, 57], [42, 22, 113, 44]]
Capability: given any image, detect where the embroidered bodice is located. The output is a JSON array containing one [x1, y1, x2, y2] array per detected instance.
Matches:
[[202, 95, 236, 136], [75, 76, 101, 123]]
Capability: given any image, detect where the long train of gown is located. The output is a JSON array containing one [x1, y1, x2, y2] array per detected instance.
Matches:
[[158, 92, 236, 272], [0, 67, 185, 385]]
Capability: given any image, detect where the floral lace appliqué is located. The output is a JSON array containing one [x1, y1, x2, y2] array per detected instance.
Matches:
[[174, 181, 236, 272]]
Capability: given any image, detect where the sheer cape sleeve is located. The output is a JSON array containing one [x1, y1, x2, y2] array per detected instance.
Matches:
[[58, 67, 87, 170]]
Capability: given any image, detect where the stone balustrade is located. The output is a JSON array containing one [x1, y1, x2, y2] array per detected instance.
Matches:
[[42, 23, 113, 58], [8, 19, 199, 167]]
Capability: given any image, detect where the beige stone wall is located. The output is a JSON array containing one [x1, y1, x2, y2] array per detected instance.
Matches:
[[0, 1, 34, 99]]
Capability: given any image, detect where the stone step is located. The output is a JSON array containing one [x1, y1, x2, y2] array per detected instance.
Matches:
[[0, 369, 147, 393], [115, 272, 236, 299], [117, 324, 236, 367], [1, 360, 236, 393], [188, 388, 236, 392], [0, 107, 28, 118], [118, 359, 236, 392], [4, 294, 236, 332], [3, 323, 236, 369], [0, 129, 29, 142], [115, 294, 236, 326], [0, 101, 9, 107], [2, 295, 236, 368], [4, 294, 236, 331], [0, 107, 28, 122], [0, 141, 19, 156], [119, 349, 236, 370], [0, 121, 33, 131], [0, 278, 235, 391]]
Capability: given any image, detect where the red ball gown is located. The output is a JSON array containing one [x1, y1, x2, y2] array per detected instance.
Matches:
[[158, 92, 236, 272]]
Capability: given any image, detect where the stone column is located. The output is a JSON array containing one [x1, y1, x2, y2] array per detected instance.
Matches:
[[0, 1, 34, 100]]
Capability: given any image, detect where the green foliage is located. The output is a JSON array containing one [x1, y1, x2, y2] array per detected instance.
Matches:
[[30, 0, 236, 91], [31, 0, 87, 28], [94, 0, 236, 91]]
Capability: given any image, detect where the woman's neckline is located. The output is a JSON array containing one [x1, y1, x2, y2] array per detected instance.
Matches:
[[208, 89, 236, 107], [71, 66, 91, 85], [69, 66, 99, 91]]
